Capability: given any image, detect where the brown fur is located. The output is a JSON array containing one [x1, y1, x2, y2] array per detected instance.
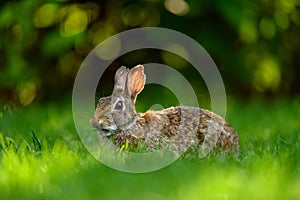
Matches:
[[91, 96, 239, 156], [91, 65, 239, 156]]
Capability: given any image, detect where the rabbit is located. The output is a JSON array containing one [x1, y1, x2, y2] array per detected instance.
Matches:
[[91, 65, 239, 156]]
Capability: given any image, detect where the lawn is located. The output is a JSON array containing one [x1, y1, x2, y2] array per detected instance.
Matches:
[[0, 97, 300, 200]]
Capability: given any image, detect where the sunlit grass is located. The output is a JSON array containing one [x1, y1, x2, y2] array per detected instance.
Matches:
[[0, 97, 300, 199]]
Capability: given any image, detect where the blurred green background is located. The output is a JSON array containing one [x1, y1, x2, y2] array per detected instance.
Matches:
[[1, 0, 300, 107], [1, 1, 300, 200]]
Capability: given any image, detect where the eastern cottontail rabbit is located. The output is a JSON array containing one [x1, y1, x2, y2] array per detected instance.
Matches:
[[91, 65, 239, 156]]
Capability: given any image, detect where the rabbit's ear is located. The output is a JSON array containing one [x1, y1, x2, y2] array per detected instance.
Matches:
[[113, 66, 129, 92], [126, 65, 145, 102]]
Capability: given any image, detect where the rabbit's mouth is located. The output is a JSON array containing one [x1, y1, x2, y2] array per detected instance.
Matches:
[[102, 129, 113, 136], [96, 126, 116, 137], [102, 124, 117, 133]]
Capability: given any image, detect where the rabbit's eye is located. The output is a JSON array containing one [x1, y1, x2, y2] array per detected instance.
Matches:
[[114, 100, 123, 110]]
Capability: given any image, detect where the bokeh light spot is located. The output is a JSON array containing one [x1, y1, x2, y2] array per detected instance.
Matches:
[[95, 36, 121, 60], [164, 0, 190, 16], [90, 23, 116, 47], [34, 3, 59, 28], [161, 43, 189, 68], [122, 5, 146, 27], [259, 18, 276, 39], [61, 8, 88, 36], [18, 82, 37, 106], [274, 11, 290, 30], [253, 57, 281, 92], [275, 0, 295, 14], [238, 20, 258, 43]]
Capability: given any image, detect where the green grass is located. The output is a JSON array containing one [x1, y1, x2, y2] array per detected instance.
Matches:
[[0, 97, 300, 200]]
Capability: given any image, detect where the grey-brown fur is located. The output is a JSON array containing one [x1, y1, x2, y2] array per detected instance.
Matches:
[[90, 65, 239, 156]]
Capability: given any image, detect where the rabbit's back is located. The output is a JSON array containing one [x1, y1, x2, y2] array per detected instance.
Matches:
[[113, 106, 238, 154], [158, 106, 239, 154]]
